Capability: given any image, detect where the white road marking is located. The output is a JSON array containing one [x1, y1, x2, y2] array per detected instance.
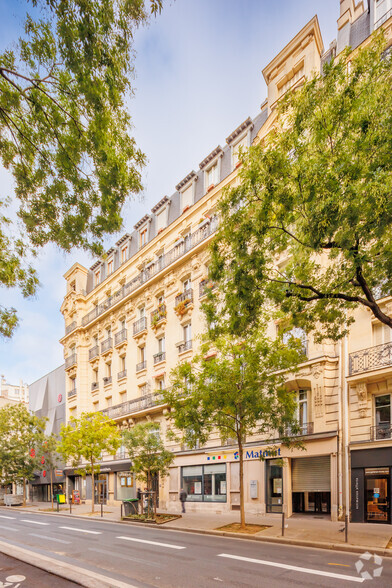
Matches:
[[88, 547, 161, 567], [60, 526, 101, 535], [0, 525, 19, 532], [117, 536, 186, 550], [21, 519, 50, 526], [29, 533, 71, 544], [217, 554, 365, 583], [0, 516, 15, 520]]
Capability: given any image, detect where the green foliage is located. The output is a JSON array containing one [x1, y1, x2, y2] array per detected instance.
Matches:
[[0, 0, 162, 337], [0, 403, 46, 491], [211, 34, 392, 341], [57, 411, 121, 511], [122, 422, 174, 490]]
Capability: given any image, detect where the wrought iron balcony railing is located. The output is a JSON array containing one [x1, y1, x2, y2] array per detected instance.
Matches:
[[114, 329, 127, 346], [102, 391, 165, 420], [154, 351, 166, 364], [285, 422, 314, 437], [82, 216, 219, 327], [133, 317, 147, 336], [136, 360, 147, 372], [117, 370, 127, 380], [199, 279, 215, 298], [65, 354, 77, 369], [349, 341, 392, 376], [151, 304, 167, 326], [65, 321, 76, 335], [370, 423, 392, 441], [68, 388, 77, 399], [175, 289, 193, 306], [178, 340, 192, 353], [101, 337, 113, 354], [89, 345, 99, 360]]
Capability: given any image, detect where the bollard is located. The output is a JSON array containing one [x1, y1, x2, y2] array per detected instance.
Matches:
[[57, 500, 59, 513], [345, 514, 349, 543], [281, 511, 285, 537], [101, 501, 103, 518], [121, 503, 123, 519], [70, 499, 72, 514]]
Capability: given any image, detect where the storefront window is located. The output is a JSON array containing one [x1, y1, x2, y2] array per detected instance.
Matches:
[[116, 471, 135, 501], [182, 464, 226, 502], [266, 459, 283, 513]]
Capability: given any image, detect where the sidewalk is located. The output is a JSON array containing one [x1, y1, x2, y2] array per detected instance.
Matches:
[[3, 501, 392, 555]]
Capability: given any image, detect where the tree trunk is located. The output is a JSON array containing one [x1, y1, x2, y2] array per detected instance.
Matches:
[[22, 478, 26, 507], [50, 469, 54, 510], [147, 470, 151, 518], [91, 459, 95, 514], [238, 438, 246, 529]]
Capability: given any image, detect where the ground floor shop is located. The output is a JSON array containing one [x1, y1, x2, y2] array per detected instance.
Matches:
[[30, 470, 66, 502], [351, 446, 392, 523], [164, 435, 338, 521], [65, 460, 135, 505]]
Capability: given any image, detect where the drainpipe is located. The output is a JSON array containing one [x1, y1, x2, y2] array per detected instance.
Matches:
[[343, 334, 350, 521], [338, 340, 343, 520]]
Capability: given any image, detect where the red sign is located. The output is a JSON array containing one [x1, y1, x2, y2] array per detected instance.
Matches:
[[42, 470, 46, 477], [30, 449, 35, 458], [58, 394, 62, 403], [41, 456, 45, 464]]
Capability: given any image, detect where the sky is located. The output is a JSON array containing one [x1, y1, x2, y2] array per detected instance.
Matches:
[[0, 0, 340, 386]]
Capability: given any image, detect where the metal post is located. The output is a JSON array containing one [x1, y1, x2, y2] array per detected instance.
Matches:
[[282, 511, 285, 537], [345, 514, 349, 543], [57, 500, 59, 513], [70, 497, 72, 514], [101, 501, 103, 518], [121, 503, 123, 519]]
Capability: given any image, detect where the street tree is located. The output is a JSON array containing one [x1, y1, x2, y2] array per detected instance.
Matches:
[[165, 331, 302, 529], [41, 433, 62, 510], [0, 0, 162, 337], [210, 34, 392, 341], [122, 422, 174, 517], [0, 403, 46, 505], [57, 411, 121, 513]]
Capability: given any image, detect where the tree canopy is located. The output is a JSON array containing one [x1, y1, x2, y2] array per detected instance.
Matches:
[[0, 403, 47, 504], [165, 331, 302, 528], [0, 0, 161, 337], [211, 34, 392, 341], [57, 411, 121, 512]]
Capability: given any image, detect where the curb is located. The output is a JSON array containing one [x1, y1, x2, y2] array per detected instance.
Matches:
[[0, 539, 137, 588]]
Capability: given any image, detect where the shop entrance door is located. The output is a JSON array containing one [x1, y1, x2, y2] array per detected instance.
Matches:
[[94, 475, 107, 505], [365, 469, 389, 523]]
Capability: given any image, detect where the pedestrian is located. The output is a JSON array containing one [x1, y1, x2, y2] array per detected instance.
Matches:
[[179, 487, 187, 513], [137, 487, 142, 514]]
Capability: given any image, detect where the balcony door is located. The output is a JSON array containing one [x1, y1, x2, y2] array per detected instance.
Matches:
[[365, 468, 390, 523], [375, 394, 391, 440]]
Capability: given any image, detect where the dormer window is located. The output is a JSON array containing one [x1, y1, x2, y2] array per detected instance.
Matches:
[[205, 163, 219, 192], [181, 184, 193, 211], [156, 208, 167, 233], [94, 269, 100, 287], [121, 245, 128, 263], [107, 258, 113, 276], [140, 227, 148, 248], [232, 134, 248, 169]]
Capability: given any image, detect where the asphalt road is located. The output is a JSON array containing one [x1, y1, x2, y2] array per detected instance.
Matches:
[[0, 509, 390, 587], [0, 551, 79, 587]]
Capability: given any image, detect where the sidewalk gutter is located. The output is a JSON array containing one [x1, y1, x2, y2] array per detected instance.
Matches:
[[0, 539, 137, 588]]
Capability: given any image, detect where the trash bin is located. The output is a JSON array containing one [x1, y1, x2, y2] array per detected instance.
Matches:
[[122, 498, 139, 516]]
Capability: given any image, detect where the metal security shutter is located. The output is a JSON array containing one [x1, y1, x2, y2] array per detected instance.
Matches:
[[292, 456, 330, 492]]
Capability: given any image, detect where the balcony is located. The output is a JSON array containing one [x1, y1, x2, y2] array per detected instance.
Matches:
[[151, 304, 167, 327], [133, 317, 147, 336], [285, 422, 314, 437], [81, 216, 219, 327], [136, 360, 147, 372], [101, 391, 165, 420], [349, 342, 392, 376], [103, 376, 112, 386], [114, 329, 127, 346], [89, 345, 99, 361], [68, 388, 77, 399], [175, 289, 193, 307], [91, 382, 99, 392], [199, 279, 215, 298], [65, 354, 77, 370], [101, 337, 113, 354], [65, 321, 76, 335], [154, 351, 166, 364], [178, 340, 192, 354], [117, 370, 127, 380], [370, 424, 392, 441]]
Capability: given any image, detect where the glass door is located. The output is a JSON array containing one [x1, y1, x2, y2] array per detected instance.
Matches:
[[365, 471, 389, 523]]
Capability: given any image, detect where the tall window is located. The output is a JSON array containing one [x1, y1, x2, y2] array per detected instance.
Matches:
[[298, 390, 308, 427], [183, 278, 192, 292], [205, 163, 218, 190], [183, 323, 192, 342], [232, 135, 248, 169], [94, 269, 100, 287], [140, 227, 148, 248], [156, 209, 166, 232], [156, 378, 165, 391], [139, 346, 145, 362], [375, 394, 391, 439], [107, 258, 113, 275], [139, 306, 145, 319], [181, 184, 193, 210], [158, 336, 165, 353], [121, 245, 128, 263]]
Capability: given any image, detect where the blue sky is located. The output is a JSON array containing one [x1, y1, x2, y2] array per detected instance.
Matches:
[[0, 0, 340, 386]]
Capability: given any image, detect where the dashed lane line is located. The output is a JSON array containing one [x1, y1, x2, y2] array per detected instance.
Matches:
[[0, 516, 15, 520], [117, 536, 186, 550], [88, 546, 161, 567], [29, 533, 71, 544], [60, 526, 101, 535], [217, 554, 365, 584], [20, 520, 50, 526], [0, 525, 19, 532]]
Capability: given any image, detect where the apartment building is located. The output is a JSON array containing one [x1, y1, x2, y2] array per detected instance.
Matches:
[[0, 376, 28, 404], [60, 1, 392, 523]]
